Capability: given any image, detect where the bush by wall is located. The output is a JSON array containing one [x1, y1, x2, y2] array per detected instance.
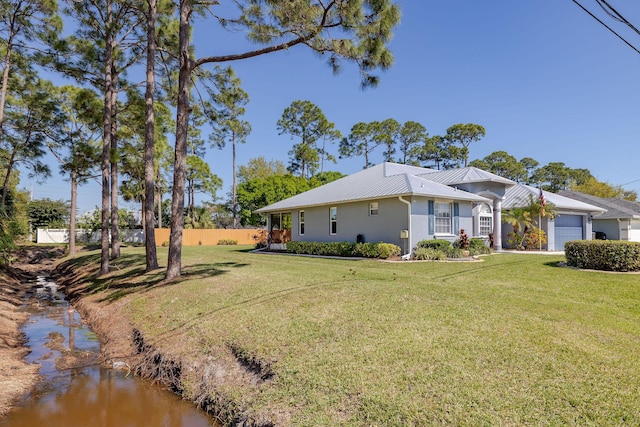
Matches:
[[285, 241, 401, 259], [565, 240, 640, 272], [416, 239, 452, 250], [217, 239, 238, 245], [413, 248, 446, 260]]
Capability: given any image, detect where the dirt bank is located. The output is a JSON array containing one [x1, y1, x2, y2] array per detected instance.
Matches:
[[0, 246, 65, 416], [54, 255, 274, 426]]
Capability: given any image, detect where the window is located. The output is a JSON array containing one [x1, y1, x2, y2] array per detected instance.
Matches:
[[435, 202, 452, 234], [330, 207, 337, 235], [369, 202, 379, 216], [299, 210, 305, 235], [270, 213, 281, 231], [478, 203, 493, 236]]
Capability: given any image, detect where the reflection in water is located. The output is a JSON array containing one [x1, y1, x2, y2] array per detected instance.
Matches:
[[0, 276, 216, 427], [1, 368, 214, 427]]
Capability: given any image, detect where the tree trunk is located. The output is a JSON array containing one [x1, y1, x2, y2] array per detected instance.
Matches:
[[166, 0, 192, 280], [69, 170, 78, 256], [100, 4, 114, 276], [157, 188, 162, 228], [1, 149, 17, 211], [143, 0, 159, 271], [0, 32, 15, 141], [110, 69, 121, 259], [232, 132, 238, 229]]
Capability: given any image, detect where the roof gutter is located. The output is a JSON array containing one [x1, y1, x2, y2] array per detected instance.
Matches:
[[398, 196, 412, 258]]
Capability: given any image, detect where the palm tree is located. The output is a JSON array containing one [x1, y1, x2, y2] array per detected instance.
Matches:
[[502, 207, 533, 235], [184, 206, 215, 229]]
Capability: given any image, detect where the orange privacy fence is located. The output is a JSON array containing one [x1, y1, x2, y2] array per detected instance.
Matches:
[[154, 228, 267, 246]]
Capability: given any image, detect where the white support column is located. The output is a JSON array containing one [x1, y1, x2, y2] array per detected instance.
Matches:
[[493, 198, 503, 251]]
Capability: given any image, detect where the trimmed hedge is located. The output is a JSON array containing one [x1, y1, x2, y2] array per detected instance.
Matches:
[[285, 241, 401, 259], [565, 240, 640, 272]]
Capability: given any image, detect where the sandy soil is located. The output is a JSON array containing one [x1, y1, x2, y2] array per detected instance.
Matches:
[[0, 246, 65, 416]]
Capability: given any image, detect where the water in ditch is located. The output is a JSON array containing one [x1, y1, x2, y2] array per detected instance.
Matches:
[[0, 275, 218, 427]]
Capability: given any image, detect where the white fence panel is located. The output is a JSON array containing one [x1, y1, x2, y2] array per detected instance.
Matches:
[[36, 228, 144, 244]]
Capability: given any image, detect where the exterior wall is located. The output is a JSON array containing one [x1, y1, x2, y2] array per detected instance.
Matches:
[[283, 197, 476, 255], [592, 218, 616, 239], [292, 198, 409, 247], [630, 220, 640, 242], [612, 218, 640, 241]]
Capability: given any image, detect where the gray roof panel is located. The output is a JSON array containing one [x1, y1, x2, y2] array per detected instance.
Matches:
[[256, 163, 490, 213], [418, 167, 517, 186], [504, 185, 605, 212], [558, 190, 640, 219]]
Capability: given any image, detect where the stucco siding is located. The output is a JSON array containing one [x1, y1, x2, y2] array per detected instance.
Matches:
[[292, 198, 408, 246]]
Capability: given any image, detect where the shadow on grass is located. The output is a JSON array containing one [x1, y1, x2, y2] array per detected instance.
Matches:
[[56, 251, 251, 303]]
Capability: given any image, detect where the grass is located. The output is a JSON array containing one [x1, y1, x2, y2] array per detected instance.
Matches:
[[66, 246, 640, 426]]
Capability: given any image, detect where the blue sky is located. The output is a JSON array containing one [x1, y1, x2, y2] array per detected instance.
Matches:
[[22, 0, 640, 214]]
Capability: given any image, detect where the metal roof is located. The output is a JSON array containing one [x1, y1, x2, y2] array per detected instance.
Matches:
[[503, 185, 606, 213], [558, 190, 640, 219], [255, 163, 490, 213], [418, 166, 517, 186]]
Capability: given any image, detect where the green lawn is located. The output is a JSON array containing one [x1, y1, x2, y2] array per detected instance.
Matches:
[[72, 246, 640, 426]]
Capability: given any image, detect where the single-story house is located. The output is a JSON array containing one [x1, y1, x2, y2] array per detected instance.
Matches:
[[255, 162, 604, 254], [558, 190, 640, 242], [502, 185, 605, 251]]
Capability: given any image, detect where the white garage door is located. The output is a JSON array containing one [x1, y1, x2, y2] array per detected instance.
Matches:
[[555, 215, 584, 251], [630, 220, 640, 242]]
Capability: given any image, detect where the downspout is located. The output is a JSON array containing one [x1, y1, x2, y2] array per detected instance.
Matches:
[[398, 196, 412, 257]]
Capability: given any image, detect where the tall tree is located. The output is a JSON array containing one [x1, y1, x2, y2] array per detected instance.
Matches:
[[531, 162, 573, 192], [340, 121, 381, 169], [185, 155, 221, 218], [570, 177, 638, 200], [519, 157, 539, 184], [166, 0, 400, 280], [44, 86, 101, 256], [376, 118, 400, 162], [237, 157, 286, 183], [56, 0, 145, 274], [143, 0, 159, 270], [469, 150, 525, 181], [209, 66, 251, 229], [417, 135, 461, 170], [444, 123, 486, 167], [398, 121, 427, 165], [277, 100, 339, 178], [1, 73, 54, 210], [0, 0, 60, 140]]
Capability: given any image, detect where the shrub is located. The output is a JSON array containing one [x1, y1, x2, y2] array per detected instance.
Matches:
[[413, 247, 446, 260], [217, 239, 238, 245], [285, 241, 400, 259], [416, 239, 451, 250], [565, 240, 640, 272], [455, 229, 470, 250], [445, 246, 464, 258], [505, 232, 523, 250], [524, 227, 547, 250], [469, 238, 492, 255]]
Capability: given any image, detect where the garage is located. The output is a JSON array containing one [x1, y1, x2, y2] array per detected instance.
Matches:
[[554, 214, 584, 251], [630, 220, 640, 242]]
